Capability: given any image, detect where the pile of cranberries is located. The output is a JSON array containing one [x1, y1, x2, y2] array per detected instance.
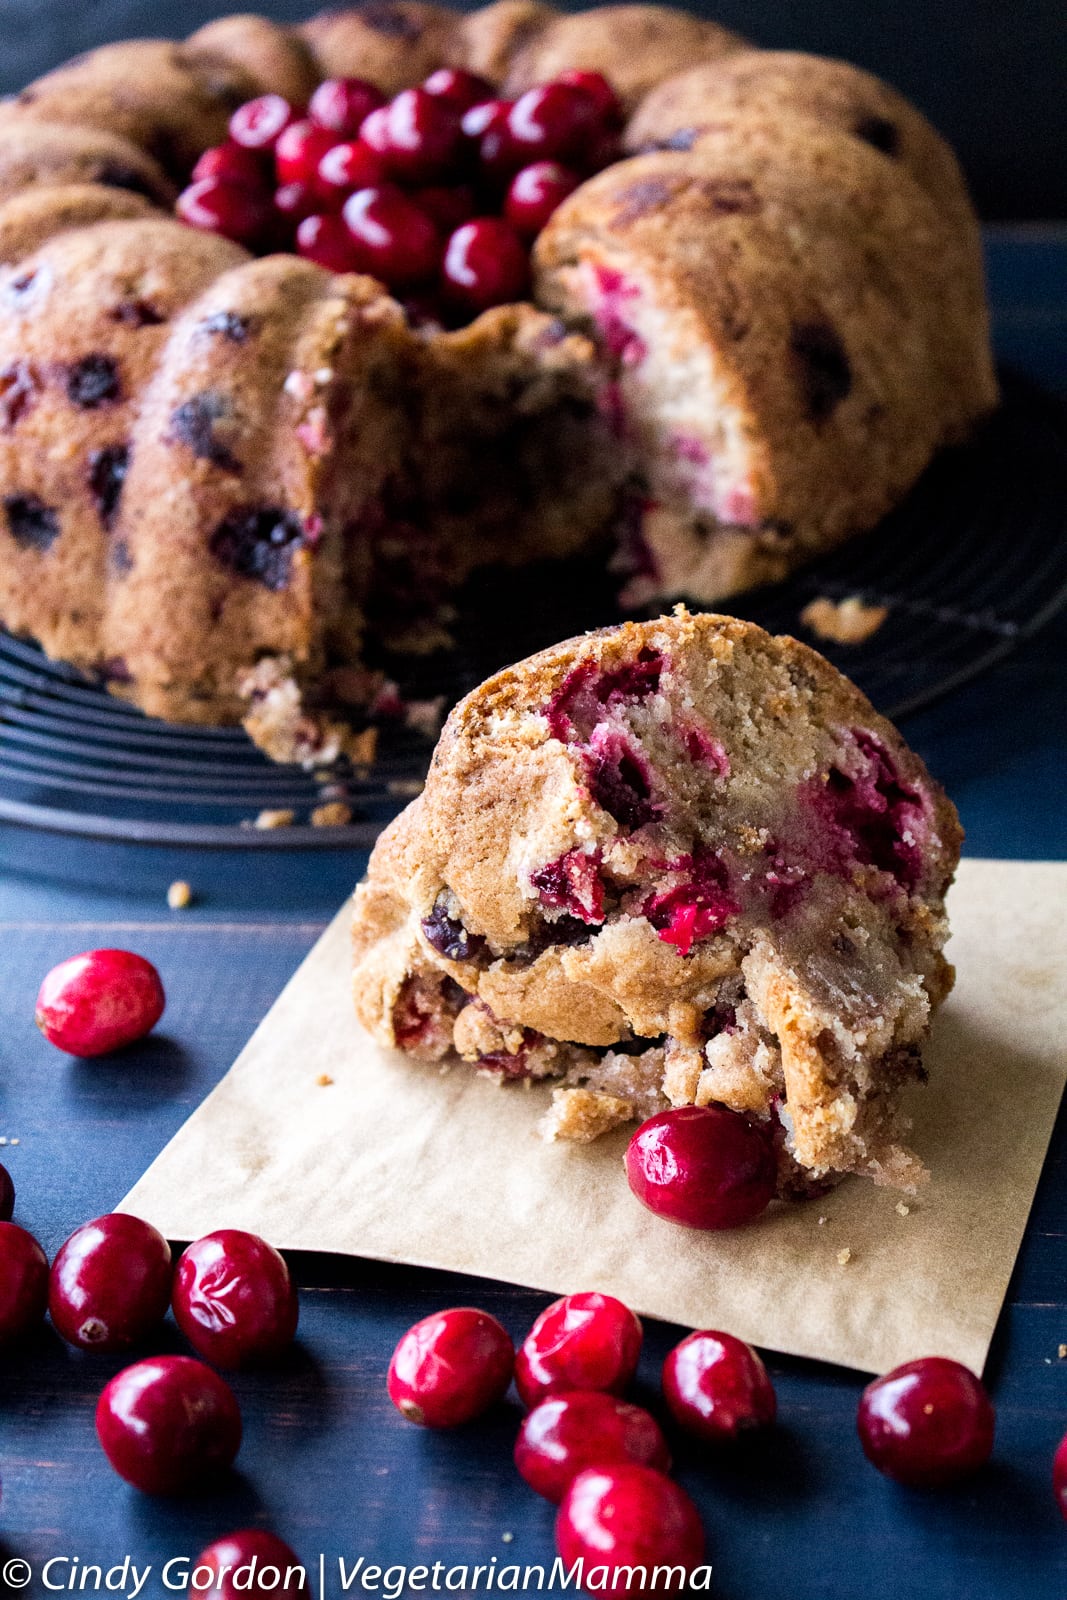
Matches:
[[175, 67, 624, 322]]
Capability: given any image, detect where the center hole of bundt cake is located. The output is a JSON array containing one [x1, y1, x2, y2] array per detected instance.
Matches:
[[174, 66, 627, 327]]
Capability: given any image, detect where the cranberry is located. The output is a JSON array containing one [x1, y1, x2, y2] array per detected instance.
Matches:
[[423, 68, 494, 111], [275, 182, 319, 228], [411, 183, 478, 232], [557, 70, 623, 129], [556, 1465, 705, 1596], [308, 77, 385, 138], [195, 1530, 308, 1599], [317, 140, 387, 205], [192, 143, 269, 191], [96, 1354, 242, 1494], [1054, 1431, 1067, 1523], [516, 1391, 670, 1502], [625, 1106, 777, 1230], [507, 83, 598, 165], [359, 105, 392, 156], [857, 1357, 995, 1486], [662, 1330, 776, 1441], [505, 161, 580, 236], [461, 99, 518, 180], [35, 949, 165, 1058], [388, 1307, 514, 1427], [229, 94, 297, 153], [342, 186, 441, 288], [516, 1292, 642, 1408], [173, 1229, 298, 1369], [296, 212, 359, 270], [379, 88, 464, 183], [49, 1213, 172, 1352], [274, 120, 336, 194], [176, 178, 271, 245], [442, 218, 529, 313], [0, 1221, 48, 1343], [0, 1161, 13, 1221]]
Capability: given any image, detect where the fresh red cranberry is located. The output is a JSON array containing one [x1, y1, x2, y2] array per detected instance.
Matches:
[[516, 1391, 670, 1502], [378, 87, 464, 182], [857, 1357, 995, 1486], [342, 185, 441, 288], [274, 120, 336, 194], [1054, 1431, 1067, 1523], [192, 143, 269, 191], [556, 1465, 705, 1596], [410, 183, 478, 232], [275, 182, 319, 228], [195, 1530, 308, 1599], [625, 1106, 777, 1230], [423, 68, 494, 111], [442, 218, 529, 313], [388, 1307, 514, 1427], [507, 83, 598, 165], [662, 1330, 776, 1441], [0, 1161, 13, 1221], [173, 1229, 298, 1369], [0, 1221, 48, 1343], [296, 212, 359, 269], [505, 161, 580, 236], [556, 70, 623, 129], [359, 105, 392, 156], [516, 1292, 642, 1408], [461, 99, 518, 180], [308, 76, 385, 137], [229, 94, 297, 153], [317, 140, 388, 205], [35, 949, 165, 1058], [49, 1213, 172, 1352], [176, 178, 271, 245], [96, 1355, 242, 1494]]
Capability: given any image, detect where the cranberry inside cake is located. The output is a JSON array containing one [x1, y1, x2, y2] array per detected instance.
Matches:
[[352, 610, 961, 1193]]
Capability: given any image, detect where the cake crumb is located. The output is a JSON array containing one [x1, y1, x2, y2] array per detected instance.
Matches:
[[837, 1247, 852, 1265], [253, 808, 295, 830], [349, 726, 378, 766], [316, 1073, 334, 1087], [311, 801, 352, 828], [801, 595, 889, 645], [388, 778, 424, 798], [817, 1215, 828, 1226], [166, 879, 193, 910], [9, 1138, 18, 1146], [501, 1533, 514, 1545], [1058, 1344, 1067, 1360], [895, 1201, 911, 1217]]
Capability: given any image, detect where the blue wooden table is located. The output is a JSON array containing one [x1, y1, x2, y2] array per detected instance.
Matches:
[[0, 229, 1064, 1599]]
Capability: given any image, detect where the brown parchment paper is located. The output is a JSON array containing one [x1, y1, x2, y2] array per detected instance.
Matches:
[[121, 859, 1067, 1376]]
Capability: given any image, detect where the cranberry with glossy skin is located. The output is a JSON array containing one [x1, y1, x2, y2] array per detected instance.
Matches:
[[516, 1292, 642, 1408], [274, 120, 336, 194], [662, 1330, 776, 1441], [0, 1161, 13, 1221], [507, 83, 598, 165], [423, 67, 494, 111], [857, 1357, 995, 1486], [195, 1530, 308, 1598], [275, 182, 319, 228], [516, 1391, 670, 1502], [0, 1221, 48, 1342], [442, 218, 529, 313], [359, 105, 392, 156], [556, 1465, 705, 1596], [379, 87, 464, 182], [296, 212, 360, 269], [388, 1307, 514, 1426], [1054, 1431, 1067, 1523], [49, 1214, 172, 1352], [411, 183, 477, 232], [557, 70, 623, 128], [173, 1229, 298, 1368], [96, 1355, 242, 1494], [505, 161, 580, 236], [229, 94, 297, 153], [176, 178, 271, 245], [342, 185, 441, 288], [625, 1105, 777, 1230], [461, 99, 518, 180], [36, 948, 165, 1058], [317, 140, 387, 204], [192, 143, 269, 190], [308, 76, 385, 137]]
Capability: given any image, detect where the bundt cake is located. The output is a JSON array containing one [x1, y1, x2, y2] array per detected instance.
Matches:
[[351, 609, 962, 1193], [0, 4, 996, 762]]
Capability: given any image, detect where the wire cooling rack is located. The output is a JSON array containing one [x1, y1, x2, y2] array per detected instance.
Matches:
[[1, 375, 1064, 848]]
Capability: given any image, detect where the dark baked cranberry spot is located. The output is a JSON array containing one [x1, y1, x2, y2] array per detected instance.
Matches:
[[659, 127, 699, 152], [109, 299, 165, 328], [169, 393, 242, 473], [66, 354, 121, 409], [421, 896, 487, 962], [87, 444, 129, 529], [587, 734, 659, 831], [4, 494, 60, 551], [612, 177, 676, 226], [790, 320, 852, 423], [644, 850, 739, 955], [360, 4, 424, 38], [810, 729, 926, 887], [109, 537, 134, 577], [201, 310, 255, 342], [0, 362, 39, 428], [531, 848, 605, 925], [209, 506, 305, 590], [8, 270, 37, 297], [854, 115, 899, 156], [102, 656, 132, 683], [697, 177, 760, 215]]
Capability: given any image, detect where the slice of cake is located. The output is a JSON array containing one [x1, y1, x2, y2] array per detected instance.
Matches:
[[351, 610, 961, 1193]]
